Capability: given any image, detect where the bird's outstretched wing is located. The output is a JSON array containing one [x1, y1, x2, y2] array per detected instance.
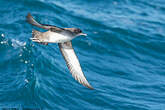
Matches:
[[58, 41, 93, 89], [26, 13, 64, 32]]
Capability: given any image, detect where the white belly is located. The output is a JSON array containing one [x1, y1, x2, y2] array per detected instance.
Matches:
[[47, 31, 73, 43]]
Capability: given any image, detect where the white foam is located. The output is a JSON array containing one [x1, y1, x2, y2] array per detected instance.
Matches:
[[1, 33, 5, 37], [0, 41, 7, 44], [25, 79, 29, 83], [93, 31, 98, 34], [11, 39, 26, 48], [19, 54, 22, 57], [24, 61, 28, 64]]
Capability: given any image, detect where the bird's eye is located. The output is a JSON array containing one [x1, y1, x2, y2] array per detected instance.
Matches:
[[77, 29, 82, 33], [74, 28, 82, 33], [79, 29, 82, 33]]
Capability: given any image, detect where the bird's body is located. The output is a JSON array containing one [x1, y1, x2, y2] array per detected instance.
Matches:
[[31, 30, 74, 43], [26, 13, 93, 89]]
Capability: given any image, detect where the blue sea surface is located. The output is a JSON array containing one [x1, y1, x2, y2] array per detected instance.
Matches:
[[0, 0, 165, 109]]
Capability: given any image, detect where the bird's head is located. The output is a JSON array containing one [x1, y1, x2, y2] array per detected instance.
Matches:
[[71, 28, 87, 37]]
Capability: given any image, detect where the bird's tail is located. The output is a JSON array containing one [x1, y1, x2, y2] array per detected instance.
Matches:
[[30, 29, 42, 42], [30, 30, 48, 45], [26, 13, 49, 30]]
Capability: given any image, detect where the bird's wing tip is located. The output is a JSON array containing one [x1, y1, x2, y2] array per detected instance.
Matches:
[[83, 82, 94, 90], [87, 85, 94, 90]]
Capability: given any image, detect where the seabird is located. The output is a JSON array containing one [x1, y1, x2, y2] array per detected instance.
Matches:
[[26, 13, 93, 89]]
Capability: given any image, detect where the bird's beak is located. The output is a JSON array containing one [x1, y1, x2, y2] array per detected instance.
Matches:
[[79, 33, 87, 36]]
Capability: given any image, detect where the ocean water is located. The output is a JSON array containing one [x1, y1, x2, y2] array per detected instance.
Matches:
[[0, 0, 165, 109]]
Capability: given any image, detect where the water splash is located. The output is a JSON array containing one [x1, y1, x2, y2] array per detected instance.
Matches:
[[11, 39, 26, 48]]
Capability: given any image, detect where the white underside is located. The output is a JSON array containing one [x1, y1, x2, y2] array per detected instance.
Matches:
[[60, 45, 90, 86], [47, 31, 73, 43], [65, 49, 83, 74]]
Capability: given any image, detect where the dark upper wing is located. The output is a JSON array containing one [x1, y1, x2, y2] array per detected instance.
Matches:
[[26, 13, 64, 32], [58, 41, 93, 89]]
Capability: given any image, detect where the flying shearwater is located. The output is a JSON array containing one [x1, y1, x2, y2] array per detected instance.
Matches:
[[26, 13, 93, 89]]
